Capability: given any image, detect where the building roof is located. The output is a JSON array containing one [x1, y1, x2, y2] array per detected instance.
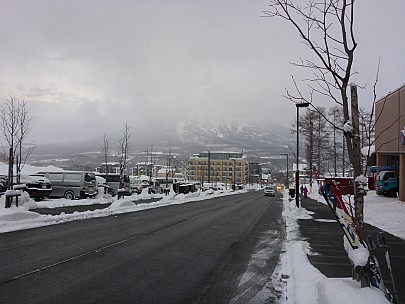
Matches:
[[376, 83, 405, 104], [189, 151, 244, 160]]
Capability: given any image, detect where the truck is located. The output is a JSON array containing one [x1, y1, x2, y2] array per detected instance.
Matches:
[[376, 170, 398, 197]]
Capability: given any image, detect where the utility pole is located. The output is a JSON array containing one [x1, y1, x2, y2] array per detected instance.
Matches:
[[296, 102, 310, 208], [280, 153, 289, 186], [207, 151, 211, 185]]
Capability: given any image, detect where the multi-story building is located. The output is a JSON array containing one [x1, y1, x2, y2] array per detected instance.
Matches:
[[375, 84, 405, 200], [248, 162, 262, 184], [96, 162, 121, 174], [131, 162, 153, 177], [187, 151, 248, 186]]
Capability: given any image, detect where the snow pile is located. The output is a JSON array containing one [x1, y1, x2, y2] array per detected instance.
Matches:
[[0, 206, 40, 222], [344, 121, 353, 133], [355, 175, 369, 194], [361, 145, 375, 156], [344, 238, 369, 267]]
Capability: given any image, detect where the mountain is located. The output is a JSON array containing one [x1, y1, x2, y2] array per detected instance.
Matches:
[[175, 118, 292, 153], [28, 119, 293, 169]]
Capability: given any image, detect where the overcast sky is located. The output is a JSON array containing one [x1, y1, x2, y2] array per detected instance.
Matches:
[[0, 0, 404, 144]]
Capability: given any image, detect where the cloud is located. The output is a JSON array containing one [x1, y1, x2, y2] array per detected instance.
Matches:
[[0, 0, 404, 144]]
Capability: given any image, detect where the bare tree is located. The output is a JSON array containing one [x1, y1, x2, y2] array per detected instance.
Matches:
[[263, 0, 370, 286], [16, 100, 34, 183], [102, 133, 110, 183], [117, 122, 131, 178], [0, 94, 34, 187], [300, 108, 330, 178], [327, 105, 345, 176], [263, 1, 366, 212]]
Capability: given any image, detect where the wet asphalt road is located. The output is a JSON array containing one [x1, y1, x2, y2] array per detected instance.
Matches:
[[0, 191, 284, 304]]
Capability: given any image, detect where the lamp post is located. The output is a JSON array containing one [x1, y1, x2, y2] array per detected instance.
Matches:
[[280, 153, 289, 187], [296, 102, 310, 208]]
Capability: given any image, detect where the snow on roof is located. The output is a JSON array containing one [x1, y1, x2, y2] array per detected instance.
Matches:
[[361, 145, 375, 156], [376, 83, 405, 103], [0, 162, 64, 175]]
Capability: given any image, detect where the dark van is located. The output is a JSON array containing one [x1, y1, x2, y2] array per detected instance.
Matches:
[[37, 171, 97, 200]]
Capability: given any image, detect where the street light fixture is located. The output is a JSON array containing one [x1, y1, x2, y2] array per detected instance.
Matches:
[[280, 153, 289, 187], [296, 102, 310, 208]]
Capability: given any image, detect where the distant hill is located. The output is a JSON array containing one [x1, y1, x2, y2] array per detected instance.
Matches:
[[28, 118, 294, 171]]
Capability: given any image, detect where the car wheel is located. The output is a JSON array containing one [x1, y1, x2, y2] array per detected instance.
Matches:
[[389, 189, 397, 197], [64, 191, 75, 200], [108, 188, 116, 197]]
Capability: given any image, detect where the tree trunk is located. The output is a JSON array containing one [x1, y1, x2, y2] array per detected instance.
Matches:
[[5, 147, 14, 208], [350, 85, 364, 230], [349, 84, 369, 287]]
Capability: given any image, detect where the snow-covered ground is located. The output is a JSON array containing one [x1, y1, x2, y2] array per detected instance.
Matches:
[[0, 177, 403, 304]]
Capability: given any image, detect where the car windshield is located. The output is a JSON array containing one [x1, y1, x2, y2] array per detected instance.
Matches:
[[85, 173, 96, 183]]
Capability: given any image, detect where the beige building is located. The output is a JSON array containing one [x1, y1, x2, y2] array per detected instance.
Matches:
[[187, 152, 248, 186], [375, 84, 405, 200]]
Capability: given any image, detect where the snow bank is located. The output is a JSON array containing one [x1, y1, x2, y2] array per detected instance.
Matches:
[[344, 237, 369, 267], [0, 188, 247, 233], [279, 184, 391, 304]]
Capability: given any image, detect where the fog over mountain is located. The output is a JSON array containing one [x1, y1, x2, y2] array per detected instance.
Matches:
[[27, 118, 293, 170]]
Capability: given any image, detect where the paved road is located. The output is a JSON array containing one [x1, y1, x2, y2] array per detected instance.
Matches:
[[0, 191, 284, 304]]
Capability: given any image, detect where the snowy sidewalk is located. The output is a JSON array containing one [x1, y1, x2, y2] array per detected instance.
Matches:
[[298, 196, 405, 304]]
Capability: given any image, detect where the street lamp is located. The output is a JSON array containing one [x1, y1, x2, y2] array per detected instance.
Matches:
[[280, 153, 289, 187], [296, 102, 310, 208]]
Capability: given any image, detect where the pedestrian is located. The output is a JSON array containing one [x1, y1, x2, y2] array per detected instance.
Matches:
[[300, 184, 303, 194], [303, 185, 308, 198]]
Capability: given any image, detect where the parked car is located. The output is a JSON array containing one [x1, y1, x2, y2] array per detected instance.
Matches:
[[129, 176, 149, 194], [95, 173, 131, 196], [376, 170, 398, 197], [95, 175, 115, 196], [20, 174, 52, 201], [0, 175, 8, 193], [1, 174, 52, 201], [264, 185, 276, 197], [36, 171, 97, 200]]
